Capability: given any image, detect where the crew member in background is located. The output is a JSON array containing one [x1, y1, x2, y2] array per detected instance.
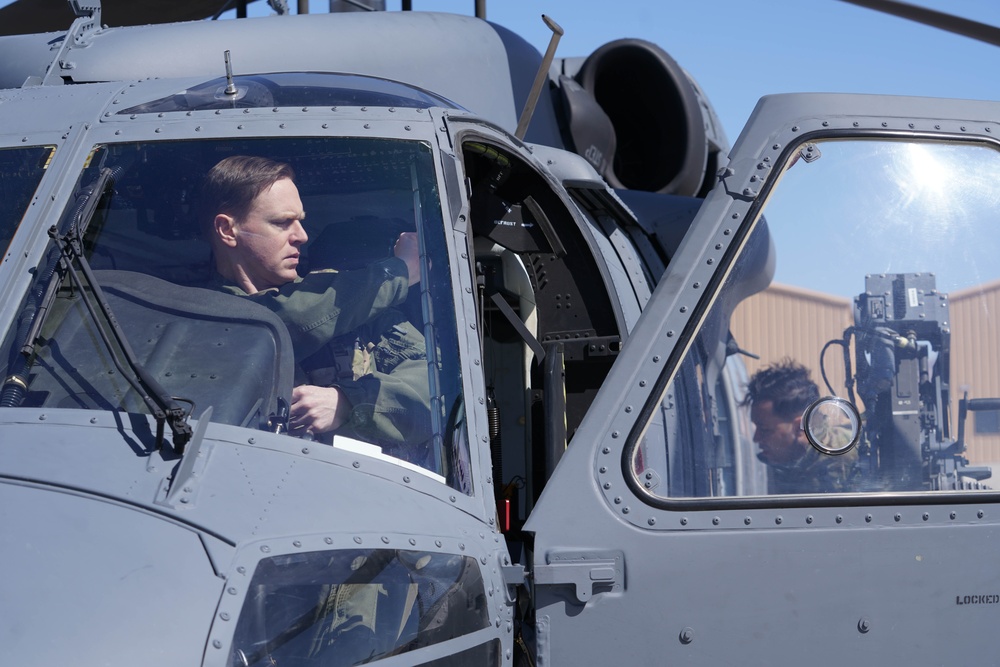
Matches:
[[743, 358, 857, 494]]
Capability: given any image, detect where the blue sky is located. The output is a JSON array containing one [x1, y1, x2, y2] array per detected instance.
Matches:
[[243, 0, 1000, 142], [2, 1, 998, 142]]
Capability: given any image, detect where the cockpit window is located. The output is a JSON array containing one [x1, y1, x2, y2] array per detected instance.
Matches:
[[0, 137, 469, 490], [0, 145, 53, 255], [119, 72, 463, 114], [228, 549, 489, 666], [633, 138, 1000, 498]]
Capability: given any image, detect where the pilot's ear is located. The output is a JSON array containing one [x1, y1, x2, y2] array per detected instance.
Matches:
[[214, 214, 238, 247]]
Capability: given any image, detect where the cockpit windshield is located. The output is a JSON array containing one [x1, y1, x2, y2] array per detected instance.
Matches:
[[0, 145, 53, 256], [119, 72, 463, 115], [0, 137, 468, 490]]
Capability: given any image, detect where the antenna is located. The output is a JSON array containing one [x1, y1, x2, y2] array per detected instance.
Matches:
[[223, 50, 238, 95], [514, 15, 563, 141]]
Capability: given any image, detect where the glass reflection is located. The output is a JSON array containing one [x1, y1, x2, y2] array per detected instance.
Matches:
[[0, 146, 54, 255], [229, 549, 489, 667], [635, 138, 1000, 498], [803, 397, 860, 456]]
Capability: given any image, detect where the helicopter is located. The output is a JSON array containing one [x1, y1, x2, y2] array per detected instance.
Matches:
[[3, 1, 1000, 665]]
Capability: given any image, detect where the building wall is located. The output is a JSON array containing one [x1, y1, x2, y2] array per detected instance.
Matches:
[[730, 283, 854, 399], [950, 279, 1000, 464]]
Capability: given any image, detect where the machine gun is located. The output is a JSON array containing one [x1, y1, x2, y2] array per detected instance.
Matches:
[[827, 273, 992, 490]]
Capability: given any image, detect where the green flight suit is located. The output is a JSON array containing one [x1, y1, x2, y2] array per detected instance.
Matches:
[[212, 257, 410, 357], [213, 257, 432, 460], [768, 446, 859, 494], [298, 308, 431, 462]]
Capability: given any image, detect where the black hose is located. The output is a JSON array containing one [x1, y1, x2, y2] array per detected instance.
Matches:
[[0, 246, 61, 407]]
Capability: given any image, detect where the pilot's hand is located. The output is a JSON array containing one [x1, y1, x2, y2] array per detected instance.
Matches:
[[290, 384, 353, 435], [393, 231, 421, 286]]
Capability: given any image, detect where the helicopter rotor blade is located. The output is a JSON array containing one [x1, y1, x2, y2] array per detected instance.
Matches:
[[838, 0, 1000, 48]]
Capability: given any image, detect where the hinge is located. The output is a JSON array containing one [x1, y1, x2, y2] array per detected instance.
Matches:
[[533, 550, 624, 603], [502, 563, 527, 587], [431, 108, 456, 153], [718, 155, 772, 201]]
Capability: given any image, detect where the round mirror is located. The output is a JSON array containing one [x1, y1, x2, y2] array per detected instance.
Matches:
[[802, 397, 860, 456]]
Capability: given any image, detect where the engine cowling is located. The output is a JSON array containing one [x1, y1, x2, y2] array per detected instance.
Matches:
[[562, 38, 726, 198]]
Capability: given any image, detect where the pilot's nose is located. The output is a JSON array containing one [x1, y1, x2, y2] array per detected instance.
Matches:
[[290, 220, 308, 246]]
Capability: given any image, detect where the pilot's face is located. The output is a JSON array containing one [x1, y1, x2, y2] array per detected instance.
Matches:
[[231, 177, 308, 292], [750, 400, 806, 466]]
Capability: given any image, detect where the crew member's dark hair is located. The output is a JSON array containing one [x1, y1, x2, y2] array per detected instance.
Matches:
[[199, 155, 295, 229], [742, 358, 819, 420]]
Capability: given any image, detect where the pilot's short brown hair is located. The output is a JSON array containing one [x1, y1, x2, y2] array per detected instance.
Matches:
[[200, 155, 295, 228]]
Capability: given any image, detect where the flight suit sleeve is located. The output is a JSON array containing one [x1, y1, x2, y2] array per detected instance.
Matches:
[[335, 316, 432, 455], [249, 257, 410, 358]]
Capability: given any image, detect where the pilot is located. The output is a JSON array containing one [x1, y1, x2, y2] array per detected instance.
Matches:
[[201, 155, 432, 461], [742, 359, 857, 494]]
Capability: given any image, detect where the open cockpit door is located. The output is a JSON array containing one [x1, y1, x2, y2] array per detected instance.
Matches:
[[440, 117, 662, 536], [524, 93, 1000, 665]]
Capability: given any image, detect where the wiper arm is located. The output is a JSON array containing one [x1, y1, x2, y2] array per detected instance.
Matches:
[[16, 168, 194, 451], [53, 227, 195, 451]]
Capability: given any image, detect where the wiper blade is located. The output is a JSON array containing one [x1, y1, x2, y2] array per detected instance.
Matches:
[[15, 168, 194, 451]]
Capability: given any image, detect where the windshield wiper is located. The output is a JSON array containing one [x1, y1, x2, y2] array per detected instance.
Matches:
[[9, 168, 194, 451]]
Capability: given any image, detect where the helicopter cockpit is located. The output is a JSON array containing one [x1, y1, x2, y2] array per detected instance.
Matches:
[[0, 133, 469, 489], [0, 63, 657, 531]]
